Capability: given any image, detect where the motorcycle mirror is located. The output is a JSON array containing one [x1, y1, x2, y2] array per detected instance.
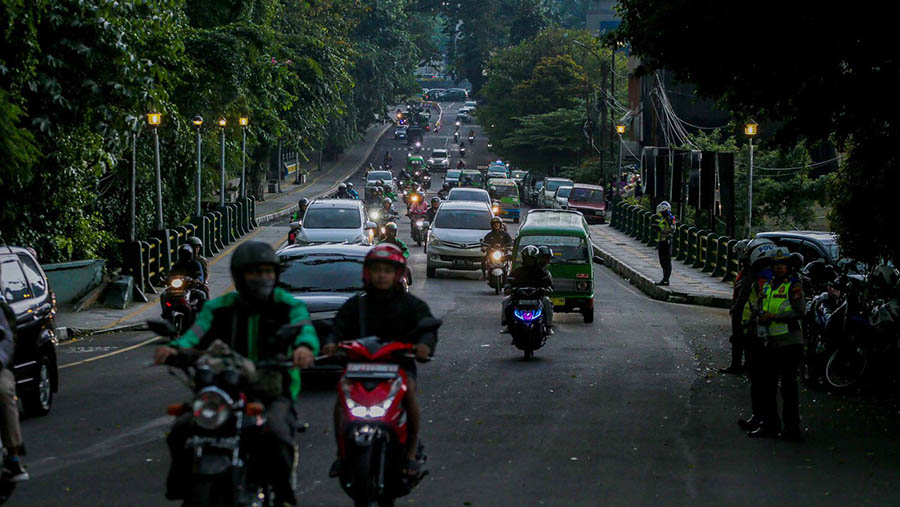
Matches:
[[593, 255, 605, 265], [147, 319, 177, 337], [365, 221, 377, 230]]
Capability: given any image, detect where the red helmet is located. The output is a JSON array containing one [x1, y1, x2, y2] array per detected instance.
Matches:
[[363, 244, 407, 287]]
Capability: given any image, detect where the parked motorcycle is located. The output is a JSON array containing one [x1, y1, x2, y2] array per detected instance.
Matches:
[[323, 322, 440, 507], [149, 321, 301, 507], [508, 287, 551, 360], [161, 275, 206, 334], [481, 243, 510, 295]]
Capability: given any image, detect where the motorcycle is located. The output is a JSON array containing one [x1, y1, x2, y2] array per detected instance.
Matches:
[[322, 321, 440, 507], [453, 131, 460, 143], [161, 275, 206, 334], [422, 174, 432, 190], [508, 287, 551, 360], [481, 243, 510, 295], [413, 141, 422, 154], [149, 321, 301, 507], [459, 145, 466, 158], [288, 220, 302, 245], [468, 134, 474, 144], [409, 209, 429, 247]]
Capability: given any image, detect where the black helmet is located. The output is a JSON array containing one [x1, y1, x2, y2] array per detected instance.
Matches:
[[177, 244, 194, 263], [230, 241, 280, 279], [298, 198, 310, 209], [538, 245, 553, 260], [431, 196, 441, 206], [188, 236, 203, 249], [490, 217, 502, 227], [382, 197, 392, 206], [385, 222, 399, 234], [520, 245, 540, 266], [442, 183, 450, 190]]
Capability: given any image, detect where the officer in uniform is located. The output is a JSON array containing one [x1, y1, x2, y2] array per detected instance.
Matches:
[[747, 247, 805, 440], [654, 201, 674, 286]]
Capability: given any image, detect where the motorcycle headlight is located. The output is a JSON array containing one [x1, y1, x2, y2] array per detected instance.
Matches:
[[343, 378, 400, 419], [192, 388, 233, 430], [170, 278, 184, 289], [492, 250, 503, 261], [370, 210, 380, 220], [492, 206, 500, 214]]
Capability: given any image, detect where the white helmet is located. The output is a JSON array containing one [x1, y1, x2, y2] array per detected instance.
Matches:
[[656, 201, 671, 213], [747, 238, 776, 267], [733, 239, 751, 261]]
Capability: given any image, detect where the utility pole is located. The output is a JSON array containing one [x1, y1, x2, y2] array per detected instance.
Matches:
[[600, 61, 609, 182]]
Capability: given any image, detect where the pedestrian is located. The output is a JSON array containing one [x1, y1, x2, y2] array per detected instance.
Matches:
[[747, 247, 805, 440], [734, 239, 776, 433], [0, 284, 29, 482], [654, 201, 674, 286]]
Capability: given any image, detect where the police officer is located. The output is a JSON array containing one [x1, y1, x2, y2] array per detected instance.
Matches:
[[747, 247, 805, 440], [654, 201, 674, 286]]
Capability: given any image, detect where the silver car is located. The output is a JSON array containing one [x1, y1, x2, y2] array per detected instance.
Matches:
[[292, 199, 377, 245], [426, 201, 493, 278], [553, 185, 573, 209], [541, 177, 574, 208], [447, 187, 493, 209]]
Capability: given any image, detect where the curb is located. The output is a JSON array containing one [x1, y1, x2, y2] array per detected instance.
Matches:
[[254, 123, 393, 225], [591, 241, 732, 309], [57, 322, 149, 341]]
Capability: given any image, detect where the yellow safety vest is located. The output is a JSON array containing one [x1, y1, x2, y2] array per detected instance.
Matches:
[[741, 278, 759, 324], [657, 214, 672, 242], [761, 279, 794, 336]]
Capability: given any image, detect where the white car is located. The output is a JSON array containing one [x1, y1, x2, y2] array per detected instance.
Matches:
[[541, 177, 574, 208], [427, 149, 451, 169], [426, 201, 494, 278], [456, 108, 471, 123], [447, 187, 493, 211], [553, 185, 573, 209], [464, 100, 477, 109], [292, 200, 377, 245]]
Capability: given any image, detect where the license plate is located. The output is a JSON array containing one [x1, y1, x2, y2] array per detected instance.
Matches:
[[551, 297, 565, 306], [453, 260, 469, 266], [517, 299, 541, 305]]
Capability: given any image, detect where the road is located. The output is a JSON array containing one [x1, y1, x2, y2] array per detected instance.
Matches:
[[14, 101, 900, 506]]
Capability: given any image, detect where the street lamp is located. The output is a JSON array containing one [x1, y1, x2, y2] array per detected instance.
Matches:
[[616, 124, 626, 193], [218, 117, 227, 208], [192, 115, 203, 217], [744, 120, 758, 237], [147, 112, 164, 230], [239, 116, 249, 200]]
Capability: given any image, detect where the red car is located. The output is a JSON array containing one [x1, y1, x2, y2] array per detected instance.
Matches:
[[566, 183, 607, 224]]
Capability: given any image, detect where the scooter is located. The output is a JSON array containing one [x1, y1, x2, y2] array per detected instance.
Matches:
[[410, 210, 429, 247], [323, 321, 440, 507], [149, 321, 302, 507], [160, 276, 206, 334], [508, 287, 551, 360], [453, 131, 460, 143], [288, 220, 302, 245], [481, 243, 510, 295], [459, 145, 466, 158], [468, 134, 474, 144]]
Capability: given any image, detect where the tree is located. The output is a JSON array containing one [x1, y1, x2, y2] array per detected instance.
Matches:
[[612, 0, 900, 261]]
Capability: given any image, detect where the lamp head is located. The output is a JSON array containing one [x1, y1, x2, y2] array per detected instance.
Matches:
[[192, 115, 203, 127], [217, 117, 227, 128], [147, 113, 162, 127], [744, 121, 758, 137], [239, 117, 249, 127], [616, 124, 626, 135]]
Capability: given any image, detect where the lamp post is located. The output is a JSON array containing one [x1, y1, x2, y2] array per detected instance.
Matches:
[[217, 117, 227, 208], [147, 112, 163, 230], [616, 124, 626, 193], [744, 121, 758, 237], [239, 116, 249, 199], [192, 115, 203, 216]]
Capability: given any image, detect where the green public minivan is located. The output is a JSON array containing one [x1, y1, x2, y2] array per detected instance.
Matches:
[[511, 209, 600, 323]]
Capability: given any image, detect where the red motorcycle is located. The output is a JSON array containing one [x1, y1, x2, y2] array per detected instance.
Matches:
[[326, 330, 439, 507]]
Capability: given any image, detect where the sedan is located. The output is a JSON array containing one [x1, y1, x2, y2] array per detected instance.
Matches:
[[428, 149, 451, 169], [394, 126, 408, 140], [426, 201, 494, 278], [292, 199, 377, 245]]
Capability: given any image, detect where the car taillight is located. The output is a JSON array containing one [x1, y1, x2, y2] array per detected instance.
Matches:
[[167, 403, 189, 416], [165, 302, 173, 307]]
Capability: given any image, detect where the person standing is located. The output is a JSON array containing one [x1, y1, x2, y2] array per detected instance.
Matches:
[[748, 248, 805, 440], [0, 291, 28, 481], [654, 201, 674, 286], [721, 239, 753, 374]]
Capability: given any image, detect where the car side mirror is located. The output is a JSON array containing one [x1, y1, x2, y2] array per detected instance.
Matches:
[[593, 255, 605, 265], [365, 221, 377, 230], [290, 221, 301, 228]]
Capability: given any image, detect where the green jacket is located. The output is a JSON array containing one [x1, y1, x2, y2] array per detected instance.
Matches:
[[170, 287, 319, 399], [380, 237, 409, 258]]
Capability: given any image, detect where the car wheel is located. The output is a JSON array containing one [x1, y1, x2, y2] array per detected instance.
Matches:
[[426, 266, 437, 278], [582, 305, 595, 324], [23, 354, 54, 417]]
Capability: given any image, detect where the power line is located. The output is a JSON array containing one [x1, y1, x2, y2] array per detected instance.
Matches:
[[755, 156, 840, 171]]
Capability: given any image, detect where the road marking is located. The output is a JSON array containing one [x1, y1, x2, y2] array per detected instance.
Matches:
[[59, 335, 161, 369]]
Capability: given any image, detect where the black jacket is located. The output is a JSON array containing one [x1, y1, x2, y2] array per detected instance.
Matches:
[[482, 230, 512, 248], [0, 299, 16, 370], [170, 259, 205, 282], [506, 265, 553, 290], [327, 291, 438, 351]]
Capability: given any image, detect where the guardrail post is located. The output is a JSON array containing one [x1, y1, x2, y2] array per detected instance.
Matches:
[[209, 210, 224, 251], [145, 236, 163, 289], [635, 210, 645, 241], [610, 202, 618, 229], [671, 224, 682, 258], [713, 238, 731, 278], [692, 230, 708, 269], [686, 227, 698, 266], [702, 233, 719, 273], [175, 226, 188, 249], [248, 197, 258, 228], [150, 229, 172, 276], [723, 239, 739, 283]]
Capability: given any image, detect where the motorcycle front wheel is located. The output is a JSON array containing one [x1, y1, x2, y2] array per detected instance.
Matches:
[[825, 345, 868, 390]]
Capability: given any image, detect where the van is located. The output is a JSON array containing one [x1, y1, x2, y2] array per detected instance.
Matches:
[[511, 210, 601, 323], [489, 179, 521, 223]]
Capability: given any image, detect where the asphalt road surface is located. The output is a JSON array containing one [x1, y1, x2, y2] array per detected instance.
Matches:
[[14, 102, 900, 506]]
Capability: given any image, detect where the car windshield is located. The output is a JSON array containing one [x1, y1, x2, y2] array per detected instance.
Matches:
[[434, 209, 492, 230], [278, 254, 364, 292], [545, 179, 573, 192], [570, 188, 604, 202], [462, 173, 484, 185], [302, 208, 361, 229], [368, 171, 392, 182], [493, 185, 518, 197], [822, 239, 839, 260], [512, 171, 527, 178], [446, 170, 461, 179], [431, 150, 448, 159], [535, 181, 544, 190], [450, 190, 488, 202], [557, 187, 572, 198], [518, 235, 589, 264]]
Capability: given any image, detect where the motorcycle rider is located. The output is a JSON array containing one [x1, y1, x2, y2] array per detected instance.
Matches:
[[1, 290, 28, 482], [380, 222, 410, 260], [438, 183, 451, 199], [154, 241, 319, 505], [459, 141, 466, 158], [426, 197, 441, 224], [654, 201, 675, 286], [322, 244, 438, 480], [335, 182, 351, 199], [481, 217, 512, 280], [538, 245, 554, 272], [407, 188, 428, 215], [384, 150, 392, 167], [748, 248, 805, 440], [292, 198, 310, 222], [456, 160, 465, 170], [346, 181, 360, 200], [170, 244, 208, 305], [380, 197, 399, 222], [501, 245, 553, 333], [187, 236, 209, 282]]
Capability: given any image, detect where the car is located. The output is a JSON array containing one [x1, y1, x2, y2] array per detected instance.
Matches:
[[444, 169, 462, 188], [459, 169, 485, 189], [292, 199, 377, 245], [277, 243, 370, 374], [426, 200, 494, 278], [456, 109, 471, 123], [427, 149, 450, 169], [440, 88, 468, 102], [553, 185, 573, 209], [447, 187, 493, 209], [540, 177, 574, 208], [393, 125, 408, 140], [566, 183, 607, 223], [464, 100, 477, 110], [489, 178, 521, 223], [424, 89, 446, 101], [754, 231, 840, 265], [0, 245, 60, 416], [365, 170, 396, 200], [510, 170, 528, 185]]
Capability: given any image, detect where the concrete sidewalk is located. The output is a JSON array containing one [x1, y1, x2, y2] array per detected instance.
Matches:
[[54, 123, 391, 337], [589, 221, 732, 308]]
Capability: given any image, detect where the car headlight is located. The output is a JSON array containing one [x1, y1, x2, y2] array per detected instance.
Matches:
[[192, 388, 233, 430], [429, 235, 442, 247], [576, 281, 593, 291]]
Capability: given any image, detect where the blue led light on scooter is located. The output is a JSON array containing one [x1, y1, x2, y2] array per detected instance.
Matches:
[[514, 308, 542, 322]]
